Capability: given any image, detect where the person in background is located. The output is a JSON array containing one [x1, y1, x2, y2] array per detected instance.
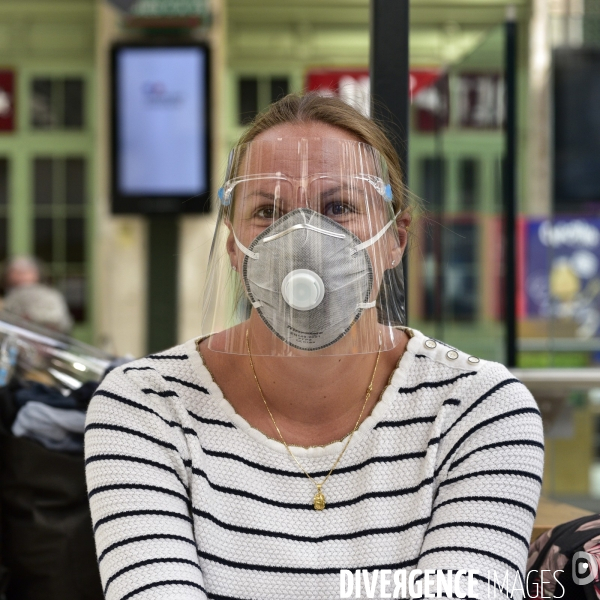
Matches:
[[4, 256, 42, 291], [1, 256, 73, 334]]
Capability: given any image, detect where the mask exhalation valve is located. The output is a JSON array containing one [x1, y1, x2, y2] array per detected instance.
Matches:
[[281, 269, 325, 311]]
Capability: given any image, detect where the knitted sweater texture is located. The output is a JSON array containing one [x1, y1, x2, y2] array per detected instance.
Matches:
[[84, 329, 544, 600]]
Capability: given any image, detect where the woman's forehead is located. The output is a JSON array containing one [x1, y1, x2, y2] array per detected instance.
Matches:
[[254, 121, 360, 144], [240, 144, 350, 174], [236, 125, 381, 178]]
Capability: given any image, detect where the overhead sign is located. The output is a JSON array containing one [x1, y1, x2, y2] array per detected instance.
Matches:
[[306, 69, 371, 116], [306, 68, 443, 117], [409, 70, 442, 98], [0, 71, 15, 132], [107, 0, 207, 15], [456, 74, 504, 129], [306, 69, 505, 132]]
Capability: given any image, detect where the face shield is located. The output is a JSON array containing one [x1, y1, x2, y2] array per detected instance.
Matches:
[[200, 137, 406, 356]]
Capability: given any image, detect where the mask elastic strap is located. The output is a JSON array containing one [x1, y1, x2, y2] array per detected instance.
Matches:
[[233, 230, 259, 260], [353, 209, 402, 308], [233, 232, 261, 305], [352, 213, 400, 253], [357, 301, 376, 309]]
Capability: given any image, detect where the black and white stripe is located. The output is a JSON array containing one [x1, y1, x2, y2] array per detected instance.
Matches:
[[85, 329, 543, 600]]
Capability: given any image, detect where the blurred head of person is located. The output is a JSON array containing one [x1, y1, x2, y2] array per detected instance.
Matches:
[[4, 256, 41, 291], [3, 283, 73, 334]]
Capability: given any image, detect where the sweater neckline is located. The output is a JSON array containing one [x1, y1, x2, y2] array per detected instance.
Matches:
[[185, 328, 423, 458]]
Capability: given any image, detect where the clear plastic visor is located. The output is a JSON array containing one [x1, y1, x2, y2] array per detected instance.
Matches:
[[222, 139, 396, 246], [201, 138, 406, 356]]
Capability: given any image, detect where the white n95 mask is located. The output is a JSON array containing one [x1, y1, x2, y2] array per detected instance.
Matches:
[[200, 137, 407, 356], [237, 208, 374, 351]]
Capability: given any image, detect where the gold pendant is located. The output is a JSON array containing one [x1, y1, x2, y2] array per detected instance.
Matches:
[[313, 486, 326, 511]]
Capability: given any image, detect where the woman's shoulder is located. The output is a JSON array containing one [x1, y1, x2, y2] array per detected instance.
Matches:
[[403, 328, 540, 414], [104, 339, 210, 387], [84, 340, 226, 462], [87, 339, 214, 420]]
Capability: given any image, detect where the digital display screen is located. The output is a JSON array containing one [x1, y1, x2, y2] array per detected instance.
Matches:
[[112, 44, 210, 213]]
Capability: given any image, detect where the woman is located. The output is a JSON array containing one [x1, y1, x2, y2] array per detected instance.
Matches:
[[85, 93, 544, 600]]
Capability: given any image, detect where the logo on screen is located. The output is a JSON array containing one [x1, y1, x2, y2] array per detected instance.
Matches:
[[142, 82, 182, 105]]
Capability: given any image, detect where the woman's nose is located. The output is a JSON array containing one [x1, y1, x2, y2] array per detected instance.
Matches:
[[295, 184, 309, 209]]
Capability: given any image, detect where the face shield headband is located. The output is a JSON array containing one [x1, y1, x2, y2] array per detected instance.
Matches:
[[200, 137, 407, 356]]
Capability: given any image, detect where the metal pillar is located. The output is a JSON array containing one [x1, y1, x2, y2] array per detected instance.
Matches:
[[370, 0, 410, 184], [370, 0, 410, 322], [504, 12, 518, 367]]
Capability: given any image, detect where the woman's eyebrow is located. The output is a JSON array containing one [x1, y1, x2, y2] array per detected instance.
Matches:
[[246, 190, 278, 201], [319, 184, 366, 199], [319, 186, 342, 199]]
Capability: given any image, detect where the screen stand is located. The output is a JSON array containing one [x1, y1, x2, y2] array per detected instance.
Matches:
[[147, 215, 178, 353]]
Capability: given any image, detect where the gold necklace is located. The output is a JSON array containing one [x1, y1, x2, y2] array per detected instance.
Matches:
[[245, 330, 382, 510]]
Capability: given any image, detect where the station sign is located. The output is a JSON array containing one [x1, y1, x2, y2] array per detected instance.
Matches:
[[306, 68, 443, 117], [306, 69, 504, 131]]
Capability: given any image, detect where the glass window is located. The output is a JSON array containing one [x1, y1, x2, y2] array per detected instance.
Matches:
[[422, 157, 445, 212], [31, 78, 85, 130], [32, 156, 87, 322], [458, 158, 479, 211], [409, 25, 505, 363], [34, 218, 53, 263], [31, 79, 54, 128], [64, 79, 84, 128], [238, 75, 290, 125], [34, 158, 53, 204], [422, 219, 444, 322], [422, 219, 477, 322], [65, 158, 85, 204], [443, 220, 478, 320], [270, 77, 289, 103], [239, 77, 258, 125], [66, 217, 85, 262]]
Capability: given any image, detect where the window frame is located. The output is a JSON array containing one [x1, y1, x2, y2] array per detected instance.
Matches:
[[11, 67, 96, 343]]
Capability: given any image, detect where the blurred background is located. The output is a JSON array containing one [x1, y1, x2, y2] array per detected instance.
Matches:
[[0, 0, 600, 507]]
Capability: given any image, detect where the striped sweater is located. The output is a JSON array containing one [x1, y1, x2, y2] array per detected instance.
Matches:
[[84, 328, 544, 600]]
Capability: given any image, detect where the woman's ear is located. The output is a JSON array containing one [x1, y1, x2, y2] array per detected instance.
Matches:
[[397, 212, 411, 252], [390, 212, 411, 267], [225, 220, 239, 271]]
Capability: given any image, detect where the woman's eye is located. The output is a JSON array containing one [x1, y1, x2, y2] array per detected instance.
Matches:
[[255, 206, 277, 219], [325, 202, 352, 217]]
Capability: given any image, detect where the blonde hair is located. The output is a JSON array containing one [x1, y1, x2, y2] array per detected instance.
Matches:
[[234, 92, 409, 215]]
